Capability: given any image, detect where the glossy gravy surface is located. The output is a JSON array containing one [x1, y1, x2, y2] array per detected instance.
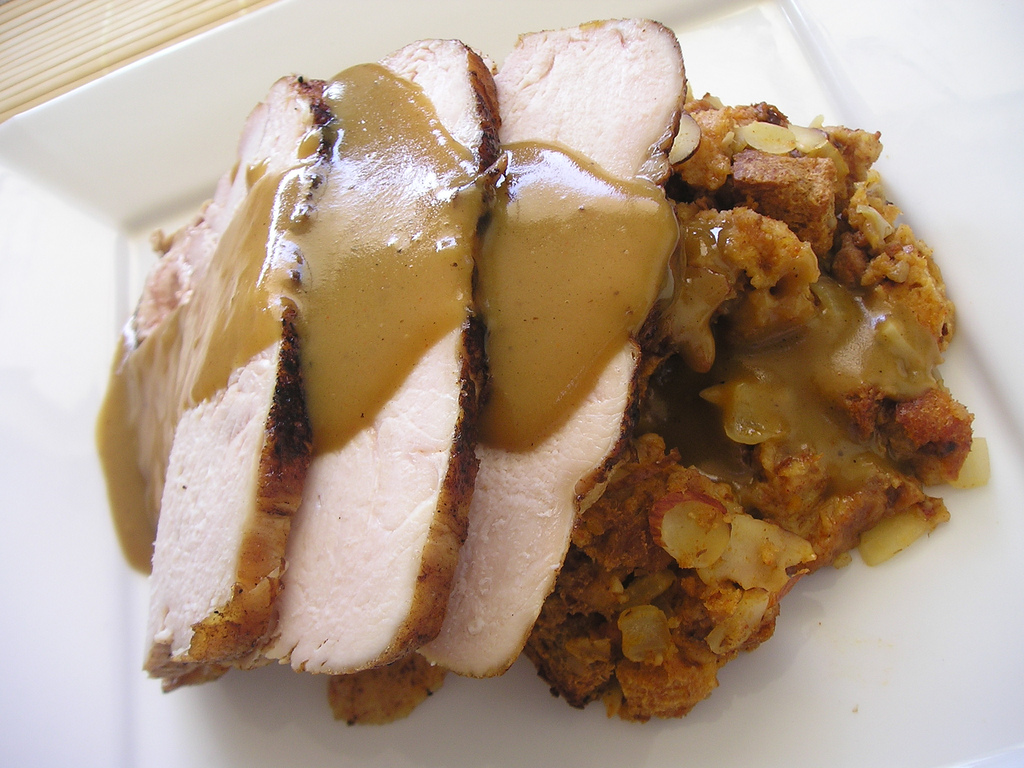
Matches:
[[97, 170, 297, 571], [295, 64, 479, 453], [646, 275, 941, 488], [98, 63, 480, 569], [477, 143, 678, 450]]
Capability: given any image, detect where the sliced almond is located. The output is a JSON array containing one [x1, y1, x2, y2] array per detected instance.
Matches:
[[790, 124, 828, 154], [735, 121, 797, 155], [859, 508, 945, 566], [698, 513, 815, 593], [669, 112, 701, 164], [650, 492, 731, 569]]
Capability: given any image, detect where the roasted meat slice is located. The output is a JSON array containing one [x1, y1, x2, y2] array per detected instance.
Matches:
[[421, 19, 686, 678], [100, 77, 326, 574], [264, 40, 498, 674], [102, 77, 326, 688]]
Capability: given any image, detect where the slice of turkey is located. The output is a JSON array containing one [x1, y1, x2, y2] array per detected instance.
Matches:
[[116, 77, 325, 570], [141, 77, 322, 688], [264, 40, 498, 674], [420, 19, 685, 677]]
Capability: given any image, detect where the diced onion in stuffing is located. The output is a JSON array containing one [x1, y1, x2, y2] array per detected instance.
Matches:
[[859, 509, 936, 566], [949, 437, 990, 489], [618, 605, 673, 665]]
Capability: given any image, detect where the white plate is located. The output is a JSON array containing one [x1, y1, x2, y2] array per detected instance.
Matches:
[[2, 1, 1022, 766]]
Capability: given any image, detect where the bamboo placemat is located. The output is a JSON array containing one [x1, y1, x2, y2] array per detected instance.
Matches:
[[0, 0, 282, 123]]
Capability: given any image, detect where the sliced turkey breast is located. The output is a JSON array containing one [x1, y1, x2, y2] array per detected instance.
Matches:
[[264, 40, 498, 674], [421, 19, 685, 677], [144, 322, 309, 688], [494, 19, 682, 185], [379, 39, 500, 173], [100, 77, 325, 688], [100, 76, 327, 573]]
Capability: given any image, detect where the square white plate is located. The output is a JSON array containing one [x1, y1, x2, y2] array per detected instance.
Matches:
[[2, 1, 1022, 766]]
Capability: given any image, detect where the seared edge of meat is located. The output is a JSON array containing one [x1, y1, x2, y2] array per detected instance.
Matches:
[[363, 41, 498, 663], [108, 75, 329, 565], [364, 41, 497, 661], [147, 306, 312, 688], [142, 78, 328, 686], [374, 316, 487, 661], [382, 40, 502, 173]]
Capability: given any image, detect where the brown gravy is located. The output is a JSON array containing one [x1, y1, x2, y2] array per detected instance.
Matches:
[[99, 65, 680, 569], [645, 274, 941, 488], [98, 63, 481, 569], [97, 170, 293, 571], [476, 143, 678, 450], [294, 64, 479, 453]]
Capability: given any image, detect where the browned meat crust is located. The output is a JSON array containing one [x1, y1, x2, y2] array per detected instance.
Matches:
[[312, 39, 501, 671], [148, 307, 312, 690], [190, 306, 312, 660], [465, 48, 502, 171], [120, 75, 329, 690], [387, 316, 487, 657], [382, 42, 502, 656]]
